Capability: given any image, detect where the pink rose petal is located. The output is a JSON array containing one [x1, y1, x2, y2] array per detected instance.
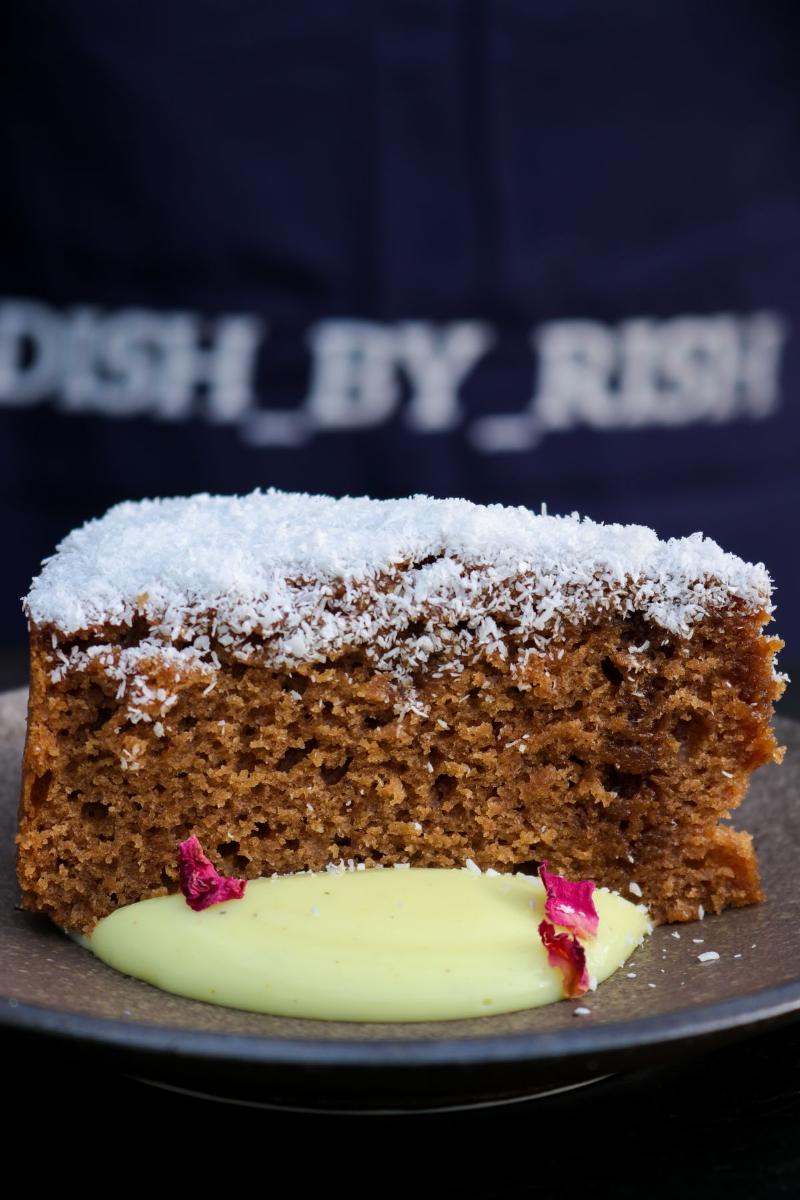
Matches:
[[538, 919, 591, 998], [178, 835, 247, 911], [539, 860, 599, 939]]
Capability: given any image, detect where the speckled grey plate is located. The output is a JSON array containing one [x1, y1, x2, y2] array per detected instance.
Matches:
[[2, 688, 799, 1111]]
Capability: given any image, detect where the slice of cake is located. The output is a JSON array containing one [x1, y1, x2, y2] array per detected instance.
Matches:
[[17, 491, 784, 933]]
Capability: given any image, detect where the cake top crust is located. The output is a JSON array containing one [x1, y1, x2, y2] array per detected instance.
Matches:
[[25, 491, 773, 654]]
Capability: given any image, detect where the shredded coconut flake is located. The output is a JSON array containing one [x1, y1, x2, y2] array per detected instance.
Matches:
[[697, 951, 720, 963], [27, 491, 776, 729], [26, 492, 772, 688]]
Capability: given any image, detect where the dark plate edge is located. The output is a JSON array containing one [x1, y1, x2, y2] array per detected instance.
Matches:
[[4, 977, 800, 1070], [4, 702, 798, 1077]]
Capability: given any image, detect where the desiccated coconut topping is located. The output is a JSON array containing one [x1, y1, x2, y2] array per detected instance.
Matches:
[[26, 490, 772, 635], [24, 490, 774, 710]]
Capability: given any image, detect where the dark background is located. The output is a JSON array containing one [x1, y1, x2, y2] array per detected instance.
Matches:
[[3, 2, 799, 1184], [8, 1013, 800, 1196]]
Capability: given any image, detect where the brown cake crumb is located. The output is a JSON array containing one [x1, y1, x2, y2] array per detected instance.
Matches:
[[16, 493, 784, 933]]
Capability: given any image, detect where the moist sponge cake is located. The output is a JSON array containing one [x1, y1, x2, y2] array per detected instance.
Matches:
[[17, 491, 784, 933]]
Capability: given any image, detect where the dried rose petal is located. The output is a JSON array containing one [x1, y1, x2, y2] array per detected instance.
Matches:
[[178, 836, 247, 911], [539, 860, 599, 939], [538, 919, 591, 998]]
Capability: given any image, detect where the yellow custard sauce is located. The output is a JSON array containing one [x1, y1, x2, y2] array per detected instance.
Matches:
[[86, 867, 650, 1022]]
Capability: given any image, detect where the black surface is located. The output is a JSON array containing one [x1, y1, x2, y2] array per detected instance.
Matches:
[[5, 1020, 799, 1196]]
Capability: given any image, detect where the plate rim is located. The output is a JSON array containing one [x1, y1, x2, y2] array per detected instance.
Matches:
[[4, 975, 800, 1069], [4, 695, 799, 1078]]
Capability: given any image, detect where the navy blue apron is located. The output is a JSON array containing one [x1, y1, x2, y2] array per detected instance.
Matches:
[[2, 2, 798, 654]]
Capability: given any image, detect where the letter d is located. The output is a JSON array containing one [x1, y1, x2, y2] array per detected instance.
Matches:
[[0, 299, 62, 405]]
